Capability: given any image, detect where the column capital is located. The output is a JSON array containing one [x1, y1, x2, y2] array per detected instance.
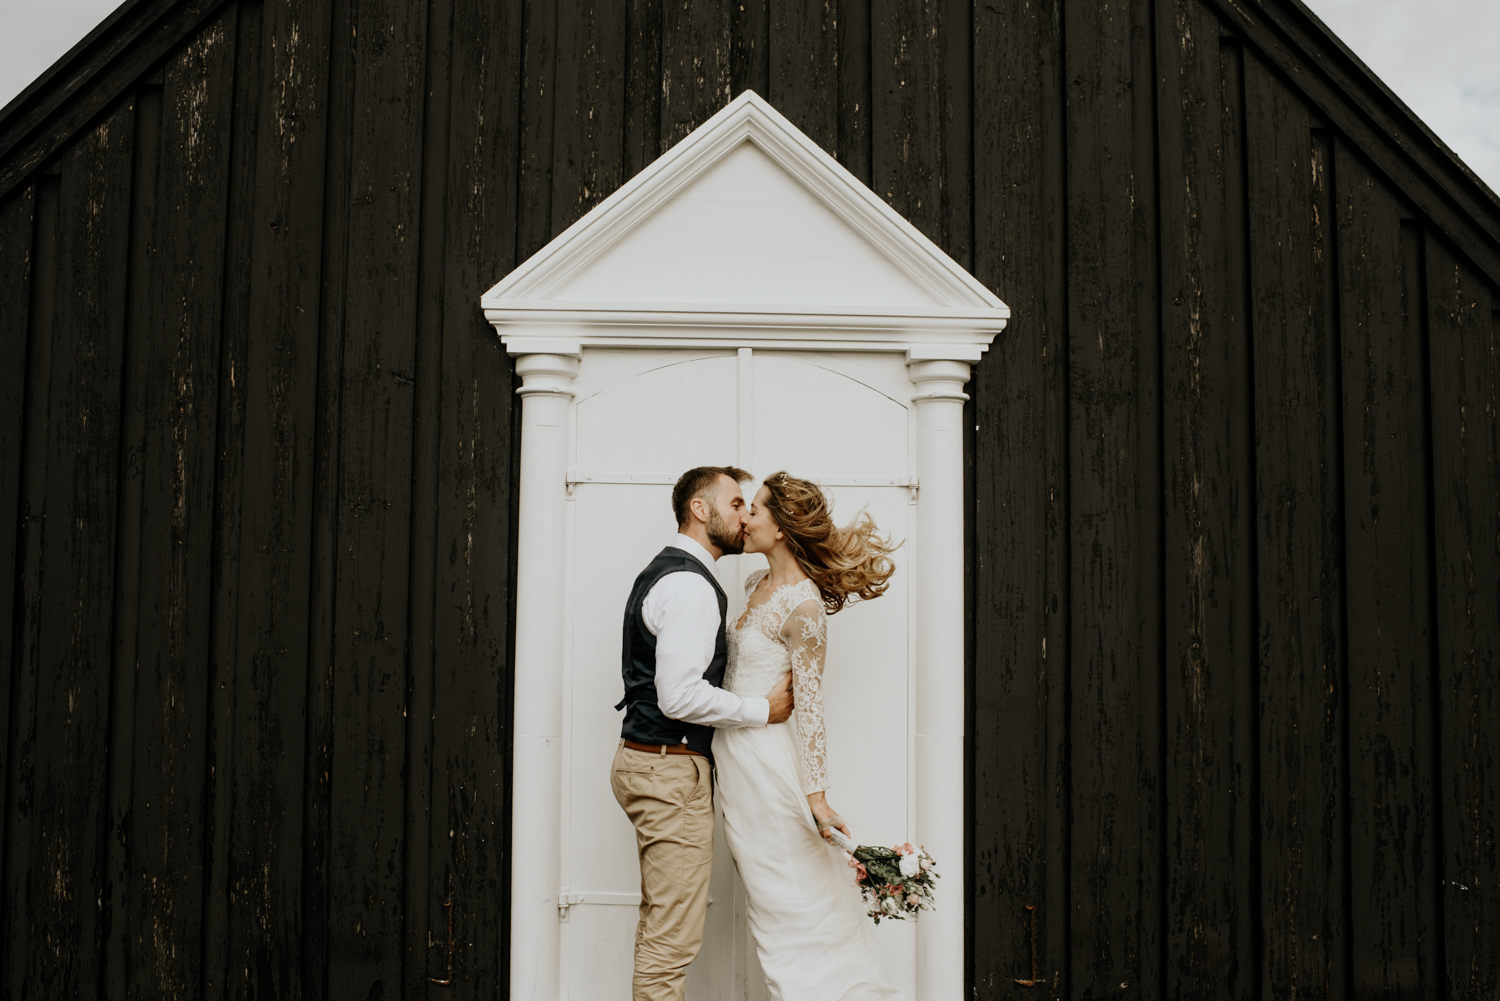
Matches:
[[906, 356, 972, 404], [513, 351, 581, 399]]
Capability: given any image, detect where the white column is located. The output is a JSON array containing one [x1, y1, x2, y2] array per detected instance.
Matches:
[[907, 346, 977, 1001], [507, 345, 581, 1001]]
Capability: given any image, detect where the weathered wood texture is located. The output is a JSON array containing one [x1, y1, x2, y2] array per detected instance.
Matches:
[[1246, 56, 1349, 1000], [1063, 0, 1164, 993], [970, 0, 1069, 993], [1425, 237, 1500, 1001], [2, 0, 1498, 995], [1336, 144, 1442, 998], [1156, 5, 1256, 996], [111, 12, 238, 997]]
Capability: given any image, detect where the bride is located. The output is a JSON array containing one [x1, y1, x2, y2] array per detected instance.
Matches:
[[713, 472, 905, 1001]]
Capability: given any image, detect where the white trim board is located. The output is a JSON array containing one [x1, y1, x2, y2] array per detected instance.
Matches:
[[482, 90, 1009, 354]]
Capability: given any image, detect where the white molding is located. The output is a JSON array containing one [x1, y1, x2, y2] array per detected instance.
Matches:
[[483, 91, 1008, 354], [505, 337, 582, 357], [495, 315, 1002, 356], [512, 332, 990, 355], [906, 344, 986, 363]]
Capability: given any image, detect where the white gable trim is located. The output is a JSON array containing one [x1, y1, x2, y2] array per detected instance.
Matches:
[[482, 90, 1009, 352]]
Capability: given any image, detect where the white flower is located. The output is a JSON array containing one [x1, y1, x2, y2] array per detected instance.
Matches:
[[883, 896, 901, 914], [899, 853, 921, 878]]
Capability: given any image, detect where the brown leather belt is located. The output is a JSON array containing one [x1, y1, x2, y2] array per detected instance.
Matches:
[[622, 739, 705, 757]]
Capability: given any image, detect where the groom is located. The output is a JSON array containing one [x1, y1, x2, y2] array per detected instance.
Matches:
[[611, 466, 795, 1001]]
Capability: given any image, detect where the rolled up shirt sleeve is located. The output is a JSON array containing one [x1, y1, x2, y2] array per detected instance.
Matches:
[[643, 571, 770, 728]]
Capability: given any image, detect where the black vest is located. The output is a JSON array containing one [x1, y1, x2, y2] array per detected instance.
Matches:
[[615, 547, 729, 759]]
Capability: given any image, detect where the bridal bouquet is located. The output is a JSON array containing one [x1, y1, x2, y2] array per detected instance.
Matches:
[[830, 830, 938, 924]]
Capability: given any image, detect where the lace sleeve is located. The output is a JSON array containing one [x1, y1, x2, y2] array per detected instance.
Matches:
[[782, 596, 829, 794], [744, 568, 769, 597]]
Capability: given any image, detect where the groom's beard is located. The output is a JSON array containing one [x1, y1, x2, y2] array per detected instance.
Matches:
[[706, 507, 745, 555]]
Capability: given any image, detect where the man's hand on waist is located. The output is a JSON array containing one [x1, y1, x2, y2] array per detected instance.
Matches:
[[766, 671, 794, 725]]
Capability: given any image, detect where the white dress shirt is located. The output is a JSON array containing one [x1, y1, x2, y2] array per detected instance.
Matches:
[[643, 533, 770, 729]]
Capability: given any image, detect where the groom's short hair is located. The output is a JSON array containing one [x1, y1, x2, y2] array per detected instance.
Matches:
[[673, 466, 751, 528]]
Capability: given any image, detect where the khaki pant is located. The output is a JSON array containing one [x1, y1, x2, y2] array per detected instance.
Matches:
[[610, 741, 714, 1001]]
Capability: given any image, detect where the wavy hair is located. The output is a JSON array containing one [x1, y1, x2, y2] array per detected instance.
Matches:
[[759, 471, 898, 614]]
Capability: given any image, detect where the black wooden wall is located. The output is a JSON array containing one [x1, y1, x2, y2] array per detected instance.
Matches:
[[0, 0, 1496, 997]]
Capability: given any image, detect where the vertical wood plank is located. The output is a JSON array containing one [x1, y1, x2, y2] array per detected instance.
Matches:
[[731, 0, 768, 103], [768, 0, 837, 155], [0, 186, 35, 847], [551, 0, 628, 232], [99, 74, 159, 1001], [429, 0, 524, 993], [304, 0, 360, 987], [970, 0, 1068, 993], [324, 0, 428, 991], [867, 0, 972, 260], [1064, 0, 1163, 992], [14, 98, 136, 997], [866, 0, 969, 263], [1217, 36, 1263, 1001], [401, 0, 453, 990], [1244, 54, 1348, 1000], [116, 17, 239, 997], [624, 0, 663, 177], [835, 0, 871, 187], [1335, 147, 1442, 998], [660, 0, 731, 149], [1155, 6, 1256, 997], [1, 172, 55, 998], [223, 0, 335, 991], [870, 0, 941, 246], [936, 0, 969, 270], [1426, 238, 1500, 1001], [200, 4, 264, 996], [518, 0, 558, 259]]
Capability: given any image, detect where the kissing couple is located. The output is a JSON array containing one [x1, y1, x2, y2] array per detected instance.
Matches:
[[611, 466, 907, 1001]]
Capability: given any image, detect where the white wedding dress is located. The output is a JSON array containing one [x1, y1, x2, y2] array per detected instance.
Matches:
[[712, 571, 905, 1001]]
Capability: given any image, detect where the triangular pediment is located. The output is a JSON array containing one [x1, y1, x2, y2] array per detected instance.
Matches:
[[482, 91, 1009, 347], [545, 140, 942, 308]]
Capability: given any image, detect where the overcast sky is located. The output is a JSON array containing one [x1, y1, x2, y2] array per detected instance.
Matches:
[[1, 0, 1496, 195]]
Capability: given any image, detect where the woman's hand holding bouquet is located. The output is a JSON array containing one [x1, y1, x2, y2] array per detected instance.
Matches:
[[808, 792, 851, 844], [812, 803, 940, 926]]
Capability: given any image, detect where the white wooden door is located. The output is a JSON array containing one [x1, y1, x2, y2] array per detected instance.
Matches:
[[558, 347, 919, 1000]]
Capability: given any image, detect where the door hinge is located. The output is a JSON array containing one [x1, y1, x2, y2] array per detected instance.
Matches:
[[558, 889, 643, 919]]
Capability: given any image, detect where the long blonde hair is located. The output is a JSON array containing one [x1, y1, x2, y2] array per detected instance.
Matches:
[[760, 471, 898, 614]]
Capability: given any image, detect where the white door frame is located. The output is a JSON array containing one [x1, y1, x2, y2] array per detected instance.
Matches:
[[482, 92, 1008, 1001]]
